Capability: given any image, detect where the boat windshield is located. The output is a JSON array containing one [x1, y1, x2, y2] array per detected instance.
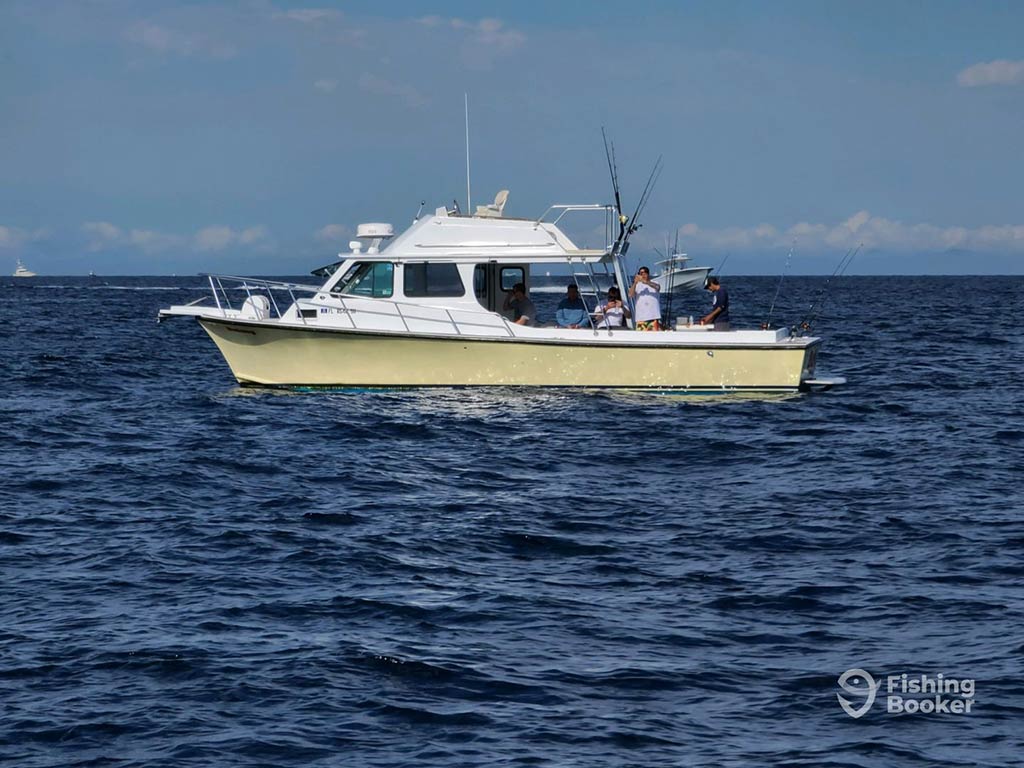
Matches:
[[332, 262, 394, 298]]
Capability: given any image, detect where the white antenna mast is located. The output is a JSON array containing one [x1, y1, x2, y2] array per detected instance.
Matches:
[[464, 93, 471, 212]]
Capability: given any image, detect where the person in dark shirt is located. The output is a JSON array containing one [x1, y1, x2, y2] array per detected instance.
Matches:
[[699, 276, 730, 331], [502, 282, 537, 326]]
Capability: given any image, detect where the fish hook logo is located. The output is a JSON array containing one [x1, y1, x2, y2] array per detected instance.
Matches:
[[837, 668, 877, 718]]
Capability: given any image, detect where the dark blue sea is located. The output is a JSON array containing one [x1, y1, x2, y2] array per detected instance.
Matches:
[[2, 275, 1022, 767]]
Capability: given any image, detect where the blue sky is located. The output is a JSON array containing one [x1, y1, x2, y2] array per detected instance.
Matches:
[[2, 0, 1022, 274]]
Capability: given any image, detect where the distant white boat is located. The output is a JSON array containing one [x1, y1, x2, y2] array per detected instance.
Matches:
[[13, 259, 36, 278], [653, 252, 711, 293]]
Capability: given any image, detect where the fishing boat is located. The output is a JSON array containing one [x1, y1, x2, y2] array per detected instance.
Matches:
[[652, 251, 712, 293], [13, 259, 36, 278], [159, 196, 841, 392]]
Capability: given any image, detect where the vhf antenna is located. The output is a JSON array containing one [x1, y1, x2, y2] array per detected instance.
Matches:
[[464, 93, 471, 212]]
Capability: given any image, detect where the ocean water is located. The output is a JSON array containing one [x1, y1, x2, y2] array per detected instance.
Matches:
[[1, 275, 1022, 767]]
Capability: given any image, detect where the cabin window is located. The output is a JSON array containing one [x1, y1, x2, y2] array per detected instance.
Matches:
[[335, 262, 394, 298], [403, 263, 466, 298], [500, 267, 524, 292], [473, 265, 487, 299]]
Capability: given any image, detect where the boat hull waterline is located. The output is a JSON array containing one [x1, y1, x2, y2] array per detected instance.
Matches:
[[198, 318, 819, 391]]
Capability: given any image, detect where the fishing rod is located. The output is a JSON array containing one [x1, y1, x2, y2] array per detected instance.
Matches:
[[600, 128, 663, 256], [797, 242, 861, 334], [599, 130, 663, 327], [602, 127, 627, 252], [763, 241, 795, 330], [712, 253, 729, 279], [662, 229, 683, 326], [797, 245, 853, 330], [623, 155, 663, 251]]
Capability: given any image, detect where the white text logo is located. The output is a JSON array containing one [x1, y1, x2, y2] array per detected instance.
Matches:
[[838, 668, 976, 717]]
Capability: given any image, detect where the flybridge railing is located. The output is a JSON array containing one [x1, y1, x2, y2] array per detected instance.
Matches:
[[533, 204, 616, 255], [532, 204, 634, 330], [198, 273, 519, 337]]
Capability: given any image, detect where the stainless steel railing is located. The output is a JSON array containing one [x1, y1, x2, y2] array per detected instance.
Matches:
[[201, 274, 322, 324], [197, 273, 518, 337]]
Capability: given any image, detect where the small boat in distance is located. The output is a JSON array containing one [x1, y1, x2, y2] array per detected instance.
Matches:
[[653, 251, 712, 293], [13, 259, 36, 278]]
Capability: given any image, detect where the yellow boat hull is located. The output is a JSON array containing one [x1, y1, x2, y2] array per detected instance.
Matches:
[[198, 318, 818, 391]]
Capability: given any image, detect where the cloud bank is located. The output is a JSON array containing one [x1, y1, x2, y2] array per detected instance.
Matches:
[[956, 59, 1024, 87], [1, 225, 48, 249], [671, 211, 1024, 253], [315, 224, 350, 242], [81, 223, 269, 253], [195, 226, 268, 251], [273, 8, 342, 24], [125, 21, 236, 59]]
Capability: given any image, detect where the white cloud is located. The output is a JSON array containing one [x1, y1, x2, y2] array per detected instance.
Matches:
[[474, 18, 526, 51], [238, 226, 267, 245], [195, 225, 268, 251], [128, 229, 181, 251], [83, 221, 182, 252], [414, 15, 525, 68], [0, 226, 17, 248], [956, 59, 1024, 87], [83, 221, 123, 251], [0, 225, 47, 249], [314, 78, 338, 93], [125, 21, 236, 59], [416, 15, 525, 49], [668, 212, 1024, 253], [315, 224, 350, 241], [357, 73, 426, 107], [274, 9, 342, 24], [272, 8, 366, 45], [85, 221, 269, 253]]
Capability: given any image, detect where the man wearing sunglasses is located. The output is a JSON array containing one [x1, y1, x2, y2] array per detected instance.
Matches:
[[629, 267, 662, 331]]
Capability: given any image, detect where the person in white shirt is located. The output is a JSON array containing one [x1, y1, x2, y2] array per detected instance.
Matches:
[[593, 285, 630, 328], [628, 266, 662, 331]]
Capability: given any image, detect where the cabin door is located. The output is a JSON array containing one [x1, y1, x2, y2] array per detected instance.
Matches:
[[474, 263, 528, 315]]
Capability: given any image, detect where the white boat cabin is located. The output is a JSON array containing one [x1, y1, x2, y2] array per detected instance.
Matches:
[[310, 203, 617, 324]]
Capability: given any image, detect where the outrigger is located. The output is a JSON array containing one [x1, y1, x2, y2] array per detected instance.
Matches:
[[159, 192, 842, 392]]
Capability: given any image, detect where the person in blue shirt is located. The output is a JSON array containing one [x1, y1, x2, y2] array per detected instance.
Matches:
[[555, 283, 591, 329], [699, 275, 730, 331]]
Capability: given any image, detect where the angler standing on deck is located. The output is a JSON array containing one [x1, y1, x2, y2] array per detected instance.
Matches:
[[630, 267, 662, 331], [699, 276, 730, 331]]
